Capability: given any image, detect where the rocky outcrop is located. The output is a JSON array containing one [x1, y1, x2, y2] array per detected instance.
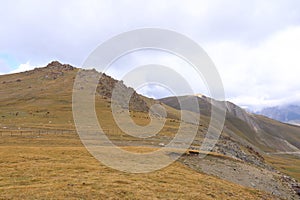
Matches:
[[45, 61, 74, 71], [97, 73, 149, 112], [22, 61, 75, 79], [213, 136, 269, 169]]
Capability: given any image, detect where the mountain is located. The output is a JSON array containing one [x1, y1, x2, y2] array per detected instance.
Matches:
[[1, 61, 300, 199], [160, 95, 300, 153], [257, 105, 300, 126]]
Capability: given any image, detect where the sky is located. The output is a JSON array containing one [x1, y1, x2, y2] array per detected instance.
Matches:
[[0, 0, 300, 110]]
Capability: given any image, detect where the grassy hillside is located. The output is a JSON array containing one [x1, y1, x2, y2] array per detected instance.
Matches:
[[0, 61, 299, 199], [0, 134, 274, 199]]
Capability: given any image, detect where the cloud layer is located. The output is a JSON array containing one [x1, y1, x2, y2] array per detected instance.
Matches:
[[205, 26, 300, 110], [1, 0, 300, 110]]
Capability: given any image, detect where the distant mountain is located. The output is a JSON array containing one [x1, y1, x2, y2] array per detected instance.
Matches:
[[257, 105, 300, 126]]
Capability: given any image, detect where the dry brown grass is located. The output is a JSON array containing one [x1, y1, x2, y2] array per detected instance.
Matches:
[[0, 134, 275, 200], [266, 154, 300, 182]]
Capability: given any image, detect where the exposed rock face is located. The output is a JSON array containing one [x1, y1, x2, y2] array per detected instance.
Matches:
[[45, 61, 74, 71], [97, 73, 149, 112]]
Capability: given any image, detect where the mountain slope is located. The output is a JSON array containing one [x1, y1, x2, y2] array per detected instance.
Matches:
[[160, 95, 300, 153], [1, 61, 300, 199]]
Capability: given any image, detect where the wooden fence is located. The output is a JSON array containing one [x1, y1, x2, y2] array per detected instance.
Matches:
[[0, 129, 76, 137]]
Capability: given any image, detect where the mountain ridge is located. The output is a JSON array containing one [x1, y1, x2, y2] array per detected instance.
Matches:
[[160, 95, 300, 153], [1, 61, 300, 199], [257, 105, 300, 126]]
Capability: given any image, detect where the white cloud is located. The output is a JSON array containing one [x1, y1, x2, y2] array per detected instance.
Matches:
[[205, 26, 300, 110], [9, 62, 38, 74], [106, 50, 209, 98], [1, 0, 300, 66]]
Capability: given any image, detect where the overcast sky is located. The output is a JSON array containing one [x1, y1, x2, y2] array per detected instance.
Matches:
[[1, 0, 300, 110]]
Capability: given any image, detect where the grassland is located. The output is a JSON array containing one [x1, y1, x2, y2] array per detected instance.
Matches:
[[0, 133, 274, 200], [266, 154, 300, 182]]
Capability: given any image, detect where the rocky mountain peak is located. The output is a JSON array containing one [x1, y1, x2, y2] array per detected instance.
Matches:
[[45, 61, 74, 71]]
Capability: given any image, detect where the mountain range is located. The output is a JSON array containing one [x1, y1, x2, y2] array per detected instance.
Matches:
[[257, 105, 300, 126]]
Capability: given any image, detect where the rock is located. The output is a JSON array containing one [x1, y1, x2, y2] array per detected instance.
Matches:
[[292, 185, 300, 196], [159, 143, 165, 147], [272, 190, 281, 196], [45, 61, 74, 71], [250, 182, 256, 187]]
